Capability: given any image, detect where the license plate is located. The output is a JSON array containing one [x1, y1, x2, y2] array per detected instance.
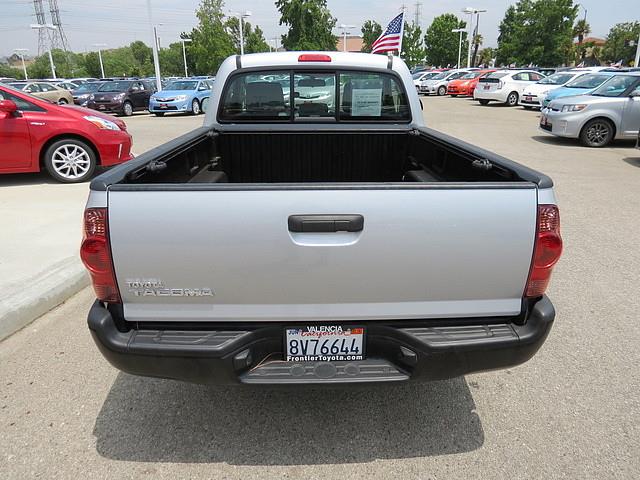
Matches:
[[484, 85, 490, 90], [525, 96, 532, 102], [285, 326, 365, 362], [159, 104, 168, 109]]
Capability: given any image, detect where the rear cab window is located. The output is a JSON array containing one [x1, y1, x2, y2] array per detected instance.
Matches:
[[219, 69, 411, 123]]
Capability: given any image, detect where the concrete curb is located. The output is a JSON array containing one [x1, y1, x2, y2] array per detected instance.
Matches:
[[0, 256, 89, 341]]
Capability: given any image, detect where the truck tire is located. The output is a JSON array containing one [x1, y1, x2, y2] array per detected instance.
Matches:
[[44, 138, 97, 183], [580, 118, 614, 147], [506, 92, 519, 106]]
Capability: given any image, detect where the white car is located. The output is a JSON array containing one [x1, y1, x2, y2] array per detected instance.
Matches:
[[474, 70, 546, 106], [419, 69, 472, 96], [520, 71, 589, 109], [412, 71, 438, 91]]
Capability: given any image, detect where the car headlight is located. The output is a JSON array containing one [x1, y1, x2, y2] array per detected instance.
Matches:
[[175, 95, 188, 101], [561, 104, 587, 113], [114, 92, 126, 99], [88, 94, 95, 100], [84, 115, 121, 131], [76, 94, 89, 100]]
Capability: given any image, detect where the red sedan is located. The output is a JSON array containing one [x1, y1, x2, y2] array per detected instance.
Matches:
[[0, 83, 133, 183], [447, 69, 496, 97]]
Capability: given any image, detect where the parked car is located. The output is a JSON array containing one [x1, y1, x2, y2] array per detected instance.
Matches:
[[71, 81, 105, 106], [7, 81, 74, 105], [474, 70, 546, 106], [419, 69, 471, 96], [0, 83, 133, 183], [540, 73, 640, 147], [520, 70, 589, 109], [412, 71, 439, 91], [149, 78, 213, 116], [447, 69, 496, 97], [83, 52, 562, 386], [55, 80, 80, 91], [0, 77, 18, 83], [86, 79, 155, 116], [70, 77, 99, 85], [540, 72, 618, 108]]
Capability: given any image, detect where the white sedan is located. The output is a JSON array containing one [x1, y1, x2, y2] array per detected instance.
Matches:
[[520, 70, 590, 109], [474, 70, 546, 106]]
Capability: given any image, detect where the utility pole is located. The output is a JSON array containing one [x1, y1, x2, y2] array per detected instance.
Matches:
[[414, 1, 422, 26], [146, 0, 162, 91], [180, 38, 192, 77], [451, 29, 465, 68], [634, 32, 640, 68], [340, 24, 355, 52], [14, 49, 29, 79], [31, 23, 57, 78], [92, 43, 106, 78]]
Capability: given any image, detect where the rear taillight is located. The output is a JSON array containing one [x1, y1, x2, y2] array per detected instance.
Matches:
[[525, 205, 563, 298], [80, 208, 121, 303]]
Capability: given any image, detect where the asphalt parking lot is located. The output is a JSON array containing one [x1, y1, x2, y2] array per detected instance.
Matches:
[[1, 98, 639, 479]]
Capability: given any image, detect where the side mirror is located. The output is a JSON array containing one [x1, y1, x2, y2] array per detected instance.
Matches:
[[0, 99, 18, 115]]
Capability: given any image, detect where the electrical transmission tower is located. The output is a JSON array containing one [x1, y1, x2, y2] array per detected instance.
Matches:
[[414, 1, 422, 26], [33, 0, 49, 55], [47, 0, 69, 51]]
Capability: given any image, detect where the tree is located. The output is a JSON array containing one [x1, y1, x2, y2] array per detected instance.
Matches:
[[602, 22, 640, 65], [159, 42, 188, 76], [424, 14, 467, 67], [0, 62, 23, 79], [26, 49, 86, 78], [477, 47, 495, 67], [225, 17, 270, 54], [276, 0, 337, 51], [472, 34, 483, 67], [497, 0, 577, 66], [573, 18, 591, 44], [188, 0, 235, 75], [401, 23, 425, 68], [361, 20, 383, 53]]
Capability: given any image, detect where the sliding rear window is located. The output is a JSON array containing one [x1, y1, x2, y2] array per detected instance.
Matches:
[[218, 70, 411, 123]]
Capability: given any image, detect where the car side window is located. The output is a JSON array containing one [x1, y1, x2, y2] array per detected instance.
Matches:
[[530, 73, 543, 81], [38, 83, 55, 92], [513, 73, 527, 81], [25, 83, 41, 93], [0, 90, 46, 112]]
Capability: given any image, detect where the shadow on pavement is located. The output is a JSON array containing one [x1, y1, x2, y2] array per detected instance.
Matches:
[[623, 157, 640, 168], [93, 373, 484, 465]]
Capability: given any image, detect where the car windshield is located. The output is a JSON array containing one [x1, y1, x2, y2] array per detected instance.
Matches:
[[461, 72, 482, 79], [538, 73, 575, 85], [99, 81, 131, 92], [591, 75, 638, 97], [431, 72, 448, 80], [74, 82, 103, 93], [165, 80, 198, 90], [565, 74, 609, 89], [8, 83, 27, 90], [412, 72, 424, 79]]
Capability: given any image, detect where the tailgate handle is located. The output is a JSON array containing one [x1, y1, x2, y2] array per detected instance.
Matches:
[[288, 215, 364, 233]]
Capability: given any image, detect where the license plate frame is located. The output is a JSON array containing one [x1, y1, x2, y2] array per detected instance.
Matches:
[[285, 326, 366, 362]]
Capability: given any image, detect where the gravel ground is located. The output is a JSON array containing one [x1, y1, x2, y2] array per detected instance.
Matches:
[[1, 97, 639, 479]]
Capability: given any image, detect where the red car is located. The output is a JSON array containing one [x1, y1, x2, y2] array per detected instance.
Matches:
[[447, 69, 496, 97], [0, 84, 133, 183]]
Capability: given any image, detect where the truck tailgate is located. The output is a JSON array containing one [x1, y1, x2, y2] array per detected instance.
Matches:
[[108, 186, 537, 322]]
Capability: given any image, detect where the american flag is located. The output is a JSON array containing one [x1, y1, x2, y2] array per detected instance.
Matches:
[[371, 13, 405, 54]]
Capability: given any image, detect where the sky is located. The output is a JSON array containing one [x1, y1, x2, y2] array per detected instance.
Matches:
[[1, 0, 638, 58]]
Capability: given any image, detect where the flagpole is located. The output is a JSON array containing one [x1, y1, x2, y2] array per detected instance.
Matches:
[[397, 12, 405, 57]]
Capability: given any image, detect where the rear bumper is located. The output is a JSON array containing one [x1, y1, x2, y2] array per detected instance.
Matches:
[[88, 296, 555, 385]]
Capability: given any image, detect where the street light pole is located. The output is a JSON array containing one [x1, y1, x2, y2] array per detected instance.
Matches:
[[634, 32, 640, 68], [146, 0, 162, 92], [92, 43, 107, 78], [180, 38, 192, 77], [451, 29, 465, 68], [14, 48, 29, 79], [236, 11, 252, 55], [30, 24, 57, 79], [462, 7, 486, 68], [340, 24, 356, 52]]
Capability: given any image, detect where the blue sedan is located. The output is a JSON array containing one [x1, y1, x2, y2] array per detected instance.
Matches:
[[541, 72, 617, 108], [149, 79, 213, 116]]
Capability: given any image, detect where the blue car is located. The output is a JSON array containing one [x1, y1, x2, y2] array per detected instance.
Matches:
[[149, 78, 213, 116], [541, 72, 617, 108]]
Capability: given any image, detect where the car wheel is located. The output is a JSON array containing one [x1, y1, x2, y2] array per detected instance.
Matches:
[[523, 106, 532, 110], [450, 94, 458, 98], [44, 138, 96, 183], [154, 112, 165, 117], [506, 92, 519, 106], [191, 99, 201, 115], [437, 86, 446, 96], [201, 97, 209, 113], [122, 101, 133, 117], [580, 118, 614, 147], [478, 99, 490, 106], [58, 98, 68, 105]]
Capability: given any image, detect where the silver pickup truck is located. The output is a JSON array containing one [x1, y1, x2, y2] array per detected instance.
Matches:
[[82, 52, 563, 385]]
